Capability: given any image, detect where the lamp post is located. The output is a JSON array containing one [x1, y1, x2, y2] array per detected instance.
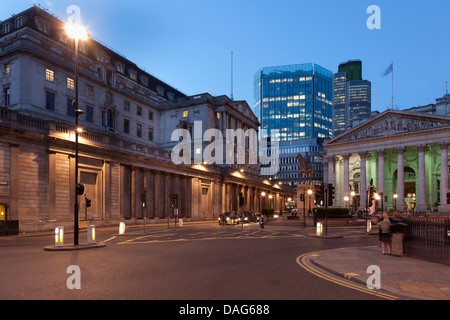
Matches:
[[65, 23, 89, 246], [393, 193, 398, 211]]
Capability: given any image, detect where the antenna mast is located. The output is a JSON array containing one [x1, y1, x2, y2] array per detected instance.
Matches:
[[231, 51, 234, 100]]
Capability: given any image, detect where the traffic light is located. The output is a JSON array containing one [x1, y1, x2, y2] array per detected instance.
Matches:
[[300, 193, 305, 202], [447, 192, 450, 205], [170, 193, 178, 209], [141, 189, 146, 207], [239, 192, 245, 207], [327, 184, 335, 207], [86, 197, 92, 208], [316, 184, 324, 204]]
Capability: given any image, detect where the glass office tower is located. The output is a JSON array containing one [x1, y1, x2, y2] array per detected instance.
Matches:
[[253, 63, 333, 187], [333, 60, 372, 137], [253, 63, 333, 142]]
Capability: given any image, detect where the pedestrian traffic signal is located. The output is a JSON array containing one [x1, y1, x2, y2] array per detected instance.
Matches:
[[86, 197, 91, 208], [141, 189, 146, 207], [328, 184, 335, 206], [300, 193, 305, 202]]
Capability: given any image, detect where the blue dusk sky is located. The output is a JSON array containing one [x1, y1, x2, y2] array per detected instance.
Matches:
[[2, 0, 449, 112]]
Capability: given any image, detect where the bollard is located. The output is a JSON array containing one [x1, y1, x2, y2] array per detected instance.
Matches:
[[87, 225, 96, 244], [366, 220, 372, 233], [55, 226, 64, 247], [316, 222, 323, 236], [179, 218, 183, 227], [119, 222, 126, 235]]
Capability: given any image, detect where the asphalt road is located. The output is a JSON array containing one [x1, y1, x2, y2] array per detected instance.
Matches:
[[0, 222, 385, 303]]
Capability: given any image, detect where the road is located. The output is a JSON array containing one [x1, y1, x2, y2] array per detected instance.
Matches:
[[0, 221, 388, 304]]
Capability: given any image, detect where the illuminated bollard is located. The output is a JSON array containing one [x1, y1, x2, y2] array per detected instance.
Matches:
[[366, 220, 372, 233], [55, 226, 64, 247], [119, 222, 126, 235], [87, 225, 96, 244], [316, 222, 323, 236]]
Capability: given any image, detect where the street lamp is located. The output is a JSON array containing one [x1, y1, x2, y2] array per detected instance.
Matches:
[[393, 193, 398, 210], [66, 22, 89, 246]]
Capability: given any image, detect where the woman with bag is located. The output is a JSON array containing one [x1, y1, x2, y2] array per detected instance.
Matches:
[[377, 211, 393, 255]]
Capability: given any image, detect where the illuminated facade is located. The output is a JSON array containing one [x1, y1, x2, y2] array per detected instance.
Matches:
[[253, 64, 333, 141], [323, 110, 450, 214], [0, 6, 295, 231]]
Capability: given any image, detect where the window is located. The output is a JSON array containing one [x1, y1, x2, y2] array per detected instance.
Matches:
[[46, 68, 55, 82], [148, 111, 153, 121], [137, 123, 142, 138], [124, 101, 130, 111], [86, 105, 93, 123], [15, 17, 23, 29], [3, 23, 10, 34], [46, 91, 55, 110], [66, 99, 74, 116], [137, 106, 142, 116], [4, 63, 10, 77], [129, 70, 137, 81], [116, 63, 125, 74], [85, 85, 94, 97], [67, 77, 75, 91], [105, 92, 113, 106], [182, 110, 188, 118], [124, 119, 130, 134], [148, 128, 153, 141], [4, 87, 10, 106], [35, 19, 50, 35], [103, 109, 115, 129]]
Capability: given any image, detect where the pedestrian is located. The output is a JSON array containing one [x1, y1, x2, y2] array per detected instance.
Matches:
[[377, 211, 393, 255], [391, 210, 407, 256], [313, 208, 318, 227]]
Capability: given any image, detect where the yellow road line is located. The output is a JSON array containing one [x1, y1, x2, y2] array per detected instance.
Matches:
[[296, 252, 399, 300]]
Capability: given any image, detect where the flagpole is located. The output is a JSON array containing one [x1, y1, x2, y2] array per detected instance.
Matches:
[[391, 62, 394, 109]]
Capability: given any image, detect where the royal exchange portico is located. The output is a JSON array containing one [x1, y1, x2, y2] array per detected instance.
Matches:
[[323, 110, 450, 214]]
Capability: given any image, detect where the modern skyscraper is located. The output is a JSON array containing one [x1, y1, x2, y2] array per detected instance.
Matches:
[[253, 63, 333, 141], [333, 60, 371, 137], [253, 63, 333, 186]]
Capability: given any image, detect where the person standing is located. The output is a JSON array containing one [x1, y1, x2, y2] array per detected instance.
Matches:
[[391, 210, 407, 256], [377, 211, 393, 255]]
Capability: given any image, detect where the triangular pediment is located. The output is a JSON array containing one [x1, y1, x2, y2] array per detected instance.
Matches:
[[325, 110, 450, 145]]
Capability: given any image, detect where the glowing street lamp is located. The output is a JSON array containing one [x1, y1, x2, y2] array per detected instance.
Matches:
[[66, 22, 89, 246]]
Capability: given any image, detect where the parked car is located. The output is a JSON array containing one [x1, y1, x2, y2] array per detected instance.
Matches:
[[218, 211, 239, 225], [239, 211, 258, 223]]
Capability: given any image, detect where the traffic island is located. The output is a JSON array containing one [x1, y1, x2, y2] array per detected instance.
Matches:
[[44, 243, 106, 251]]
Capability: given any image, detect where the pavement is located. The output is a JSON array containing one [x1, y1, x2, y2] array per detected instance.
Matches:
[[307, 245, 450, 300]]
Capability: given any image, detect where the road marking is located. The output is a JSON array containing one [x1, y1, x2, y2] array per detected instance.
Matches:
[[296, 252, 399, 300], [117, 232, 305, 245]]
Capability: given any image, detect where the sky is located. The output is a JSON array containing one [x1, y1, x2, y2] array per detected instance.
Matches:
[[2, 0, 449, 112]]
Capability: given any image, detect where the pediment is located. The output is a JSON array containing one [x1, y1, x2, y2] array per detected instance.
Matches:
[[326, 110, 450, 145]]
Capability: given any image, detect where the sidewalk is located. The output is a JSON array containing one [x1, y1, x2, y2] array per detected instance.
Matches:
[[309, 246, 450, 300]]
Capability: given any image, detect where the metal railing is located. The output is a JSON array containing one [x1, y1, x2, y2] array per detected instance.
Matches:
[[403, 217, 450, 265]]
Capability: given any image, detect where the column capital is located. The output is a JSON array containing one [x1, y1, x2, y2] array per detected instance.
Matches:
[[375, 148, 385, 155], [396, 146, 406, 153], [359, 151, 367, 159], [342, 153, 351, 160], [417, 144, 428, 152], [438, 141, 450, 148]]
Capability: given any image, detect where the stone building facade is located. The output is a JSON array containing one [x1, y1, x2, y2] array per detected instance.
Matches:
[[323, 109, 450, 214], [0, 6, 295, 231]]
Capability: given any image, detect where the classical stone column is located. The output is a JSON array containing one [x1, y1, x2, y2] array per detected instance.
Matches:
[[327, 156, 334, 187], [396, 148, 406, 212], [343, 154, 350, 199], [438, 143, 450, 213], [416, 145, 428, 212], [359, 152, 367, 210], [377, 149, 385, 195]]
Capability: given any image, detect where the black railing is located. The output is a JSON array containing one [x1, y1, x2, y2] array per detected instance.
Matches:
[[403, 217, 450, 265]]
